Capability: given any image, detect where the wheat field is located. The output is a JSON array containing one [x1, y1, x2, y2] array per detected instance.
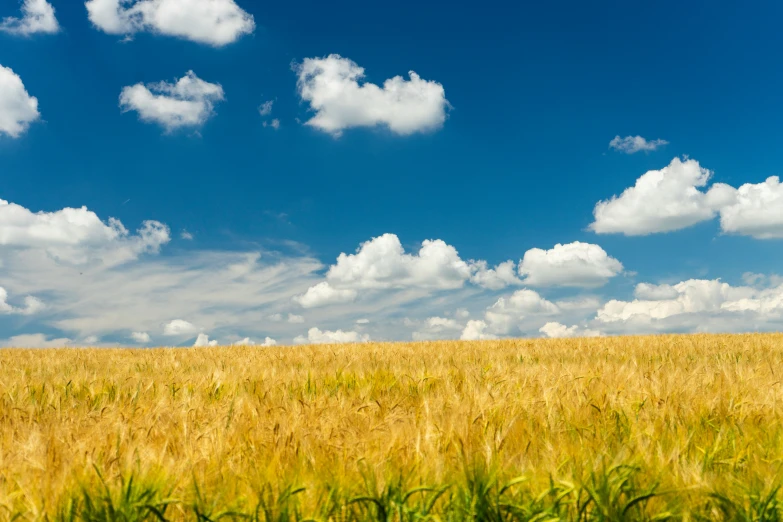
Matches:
[[1, 334, 783, 520]]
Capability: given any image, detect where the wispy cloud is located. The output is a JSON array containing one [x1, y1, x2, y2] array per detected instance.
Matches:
[[609, 135, 668, 154]]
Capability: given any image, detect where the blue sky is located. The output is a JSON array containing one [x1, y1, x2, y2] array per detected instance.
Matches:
[[1, 0, 783, 347]]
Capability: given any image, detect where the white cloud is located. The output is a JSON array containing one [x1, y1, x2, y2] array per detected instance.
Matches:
[[2, 245, 322, 340], [720, 286, 783, 315], [295, 234, 474, 308], [0, 333, 72, 348], [518, 242, 623, 287], [0, 287, 44, 315], [83, 335, 99, 344], [0, 65, 40, 138], [296, 54, 449, 136], [326, 233, 471, 290], [119, 71, 224, 131], [539, 322, 601, 338], [460, 320, 497, 341], [483, 289, 560, 335], [412, 316, 463, 340], [131, 331, 150, 343], [85, 0, 254, 46], [718, 177, 783, 239], [287, 313, 304, 324], [233, 336, 276, 346], [590, 157, 735, 236], [293, 281, 357, 308], [596, 279, 757, 323], [163, 319, 198, 336], [742, 273, 783, 288], [634, 282, 679, 300], [263, 118, 280, 130], [0, 0, 59, 36], [590, 276, 783, 335], [258, 100, 273, 116], [469, 260, 522, 290], [181, 229, 194, 240], [293, 327, 370, 344], [193, 332, 217, 347], [425, 316, 461, 330], [554, 297, 601, 311], [609, 135, 668, 154], [0, 197, 170, 266], [6, 195, 783, 343]]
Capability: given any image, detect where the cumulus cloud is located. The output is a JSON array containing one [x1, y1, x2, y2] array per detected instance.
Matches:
[[609, 135, 668, 154], [469, 260, 522, 290], [163, 319, 198, 336], [295, 234, 476, 308], [193, 332, 218, 347], [233, 336, 276, 346], [119, 71, 224, 131], [0, 65, 40, 138], [483, 289, 560, 335], [589, 157, 738, 236], [326, 233, 470, 290], [459, 289, 562, 340], [85, 0, 255, 46], [539, 322, 601, 338], [634, 283, 679, 300], [591, 157, 783, 238], [0, 0, 59, 36], [411, 316, 463, 340], [518, 242, 623, 287], [596, 279, 760, 324], [0, 287, 44, 315], [293, 281, 357, 308], [287, 313, 304, 324], [263, 118, 280, 130], [0, 197, 170, 265], [718, 177, 783, 239], [460, 320, 497, 341], [554, 297, 602, 311], [296, 54, 449, 136], [130, 331, 150, 343], [293, 327, 370, 344]]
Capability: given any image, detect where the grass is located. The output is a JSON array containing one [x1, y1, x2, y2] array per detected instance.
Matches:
[[1, 333, 783, 520]]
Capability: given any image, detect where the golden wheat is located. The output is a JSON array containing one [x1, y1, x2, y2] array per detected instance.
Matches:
[[1, 333, 783, 520]]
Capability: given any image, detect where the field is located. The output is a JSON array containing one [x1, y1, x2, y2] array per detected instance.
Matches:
[[2, 334, 783, 521]]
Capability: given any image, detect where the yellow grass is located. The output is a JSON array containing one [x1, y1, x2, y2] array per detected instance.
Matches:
[[2, 333, 783, 520]]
